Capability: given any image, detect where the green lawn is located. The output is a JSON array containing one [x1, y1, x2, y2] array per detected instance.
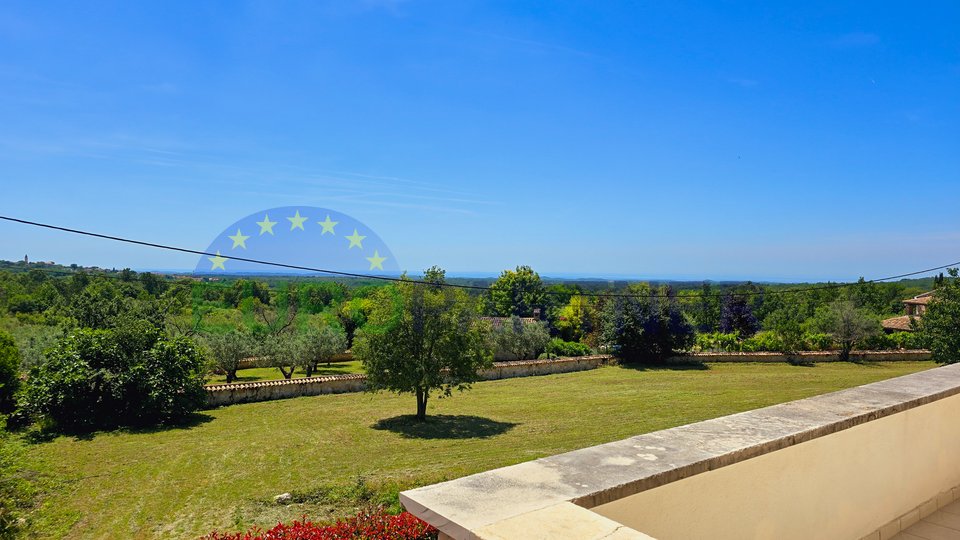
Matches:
[[205, 361, 366, 385], [20, 361, 936, 539]]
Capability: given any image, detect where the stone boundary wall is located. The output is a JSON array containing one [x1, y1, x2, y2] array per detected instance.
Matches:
[[205, 355, 614, 407], [673, 349, 931, 363]]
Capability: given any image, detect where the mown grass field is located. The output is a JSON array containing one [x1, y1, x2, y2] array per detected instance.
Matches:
[[20, 361, 936, 539]]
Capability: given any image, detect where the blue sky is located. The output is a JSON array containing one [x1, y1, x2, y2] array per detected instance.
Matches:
[[0, 1, 957, 281]]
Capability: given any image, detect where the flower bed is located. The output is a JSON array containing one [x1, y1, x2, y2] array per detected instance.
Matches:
[[202, 510, 437, 540]]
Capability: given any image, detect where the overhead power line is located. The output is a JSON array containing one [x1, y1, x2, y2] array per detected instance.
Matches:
[[1, 214, 956, 299]]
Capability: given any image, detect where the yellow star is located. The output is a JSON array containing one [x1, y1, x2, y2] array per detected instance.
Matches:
[[228, 229, 250, 249], [287, 210, 307, 231], [346, 229, 366, 249], [256, 214, 277, 235], [318, 215, 338, 235], [208, 251, 227, 271], [366, 250, 387, 271]]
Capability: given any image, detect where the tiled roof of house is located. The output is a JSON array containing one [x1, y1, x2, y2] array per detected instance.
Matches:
[[881, 315, 917, 332], [903, 295, 933, 305]]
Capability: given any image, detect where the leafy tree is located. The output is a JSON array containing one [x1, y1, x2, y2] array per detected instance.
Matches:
[[686, 282, 721, 332], [554, 295, 593, 342], [258, 332, 301, 380], [488, 266, 545, 317], [298, 325, 348, 376], [810, 299, 881, 362], [337, 296, 374, 348], [353, 269, 492, 421], [68, 279, 123, 329], [920, 268, 960, 364], [223, 280, 271, 308], [492, 316, 550, 360], [763, 306, 806, 353], [0, 331, 21, 413], [719, 293, 760, 338], [600, 284, 694, 364], [203, 330, 252, 383], [17, 321, 207, 432]]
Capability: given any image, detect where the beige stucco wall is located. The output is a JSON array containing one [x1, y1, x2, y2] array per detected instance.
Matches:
[[591, 392, 960, 540]]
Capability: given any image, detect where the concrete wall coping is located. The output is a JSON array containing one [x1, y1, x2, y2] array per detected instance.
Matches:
[[400, 362, 960, 539]]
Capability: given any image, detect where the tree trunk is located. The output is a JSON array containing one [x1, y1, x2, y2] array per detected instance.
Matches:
[[279, 365, 294, 379], [839, 344, 851, 363], [226, 369, 237, 383], [415, 387, 428, 421], [305, 363, 315, 377]]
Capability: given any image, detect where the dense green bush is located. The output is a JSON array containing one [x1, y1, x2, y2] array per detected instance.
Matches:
[[17, 321, 207, 432], [601, 284, 694, 364], [0, 332, 20, 414], [544, 338, 592, 357]]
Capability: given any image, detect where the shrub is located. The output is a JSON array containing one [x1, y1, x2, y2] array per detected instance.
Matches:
[[545, 338, 592, 357], [741, 331, 785, 353], [0, 332, 20, 414], [17, 321, 207, 432], [202, 510, 438, 540], [694, 332, 742, 352], [600, 284, 694, 364], [491, 317, 550, 360]]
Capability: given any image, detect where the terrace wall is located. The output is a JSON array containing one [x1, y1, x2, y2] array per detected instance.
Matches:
[[400, 363, 960, 540]]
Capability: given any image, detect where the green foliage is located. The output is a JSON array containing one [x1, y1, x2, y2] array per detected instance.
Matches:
[[809, 299, 882, 361], [256, 332, 302, 380], [353, 270, 492, 420], [203, 331, 253, 384], [554, 295, 593, 342], [297, 325, 348, 377], [861, 331, 924, 351], [600, 284, 694, 364], [920, 268, 960, 364], [544, 338, 592, 357], [68, 280, 123, 329], [491, 317, 550, 360], [0, 332, 20, 414], [488, 266, 545, 317], [17, 321, 207, 432]]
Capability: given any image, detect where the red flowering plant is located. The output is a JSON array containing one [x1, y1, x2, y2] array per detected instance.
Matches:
[[203, 509, 438, 540]]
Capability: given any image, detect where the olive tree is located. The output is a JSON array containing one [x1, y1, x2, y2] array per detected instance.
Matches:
[[492, 316, 550, 360], [353, 268, 492, 421], [298, 325, 348, 377], [810, 299, 881, 362], [203, 330, 252, 383]]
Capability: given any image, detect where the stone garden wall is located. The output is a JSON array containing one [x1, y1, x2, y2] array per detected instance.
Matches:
[[205, 355, 615, 407]]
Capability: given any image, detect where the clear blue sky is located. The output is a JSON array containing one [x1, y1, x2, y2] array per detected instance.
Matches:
[[1, 1, 957, 281]]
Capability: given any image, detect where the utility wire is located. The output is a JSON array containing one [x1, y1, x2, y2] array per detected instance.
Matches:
[[1, 214, 956, 299]]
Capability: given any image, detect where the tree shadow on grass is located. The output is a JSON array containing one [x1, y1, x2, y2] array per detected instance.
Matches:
[[22, 412, 215, 444], [616, 361, 710, 372], [372, 414, 519, 440]]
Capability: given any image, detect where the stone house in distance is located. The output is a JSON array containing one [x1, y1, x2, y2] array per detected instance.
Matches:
[[881, 292, 934, 332]]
